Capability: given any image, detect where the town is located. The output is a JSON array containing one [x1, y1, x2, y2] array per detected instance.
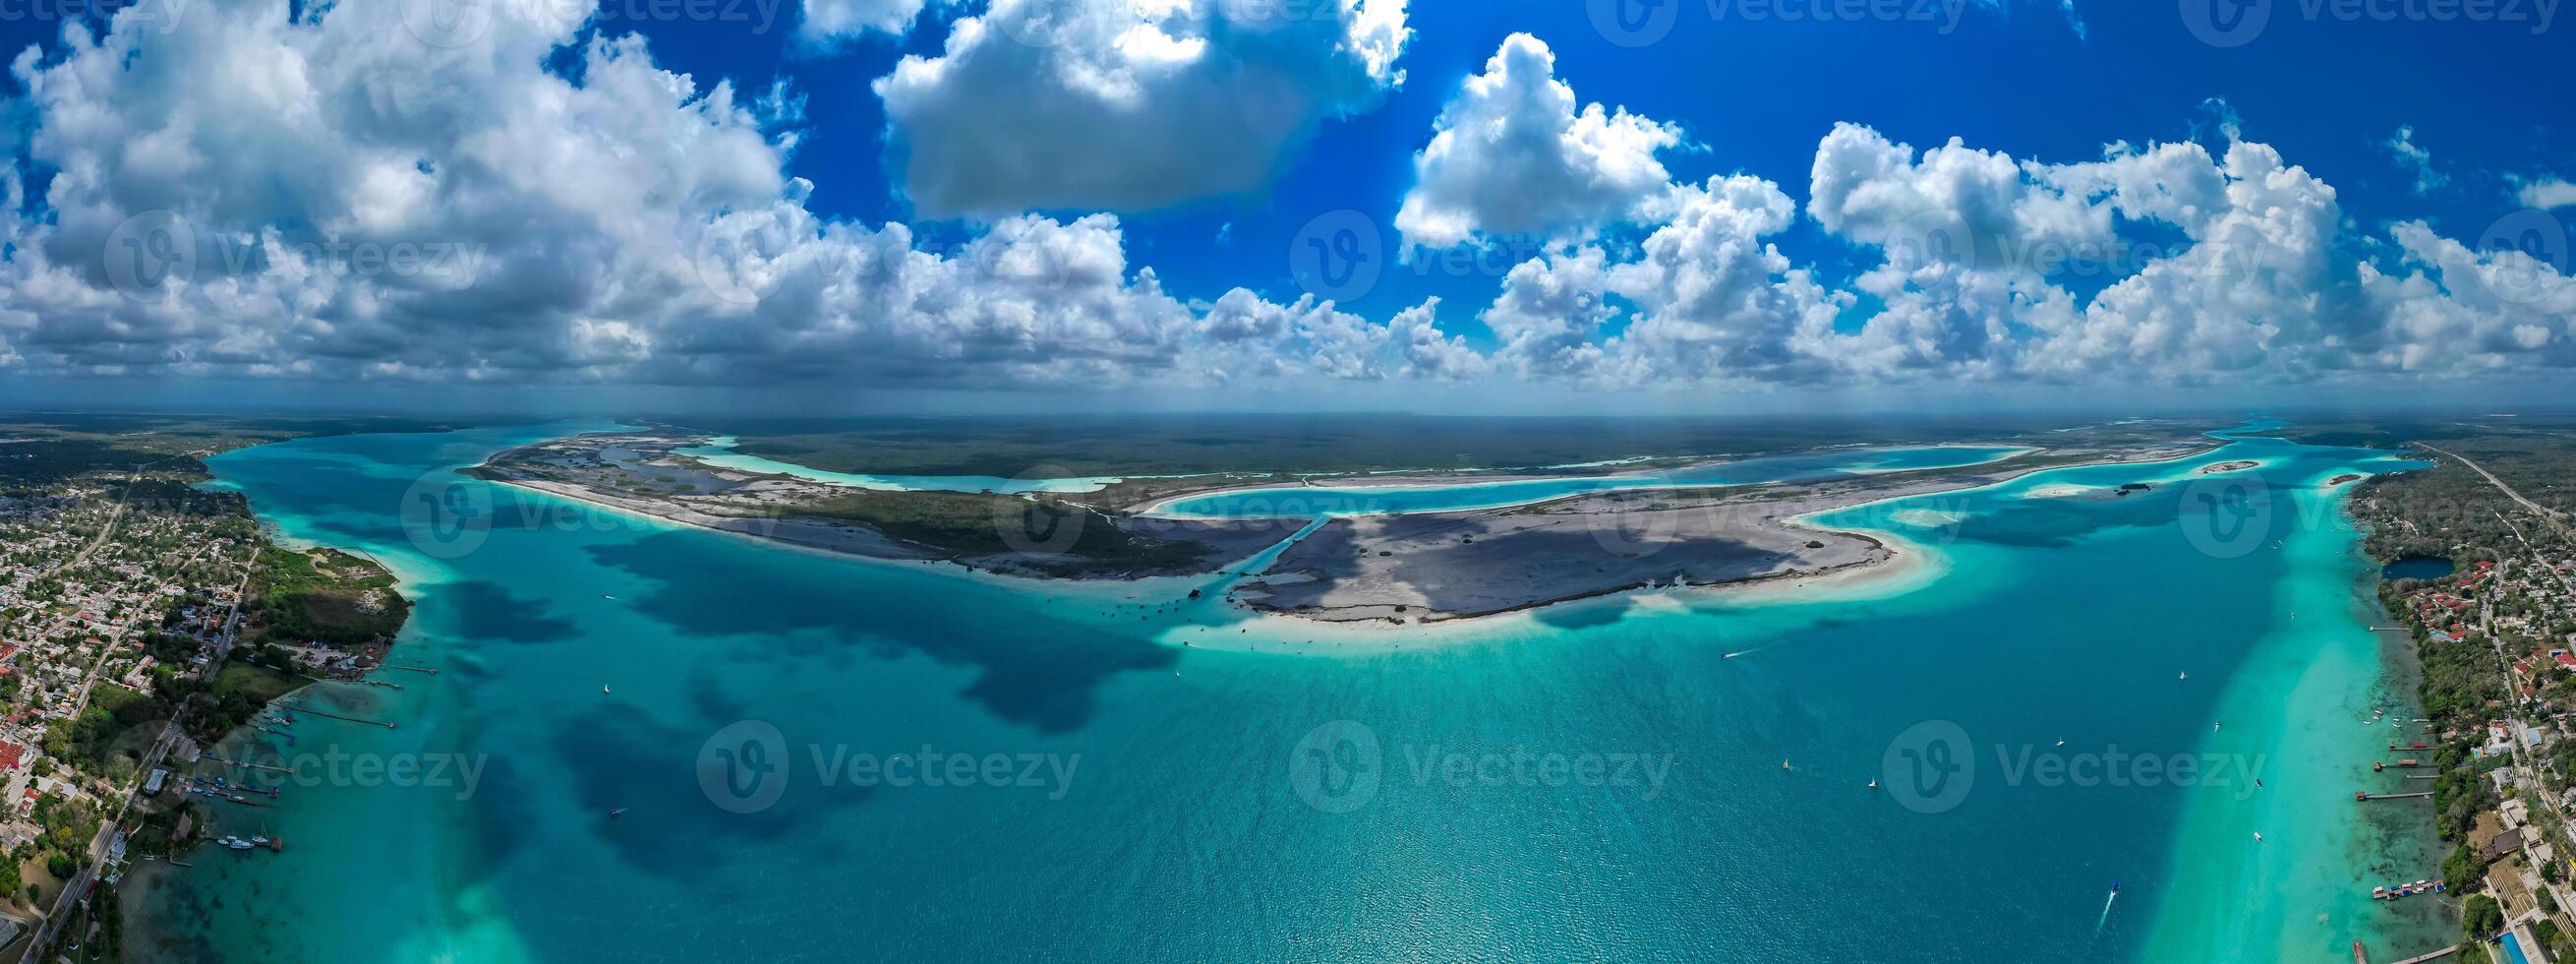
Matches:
[[0, 418, 418, 962], [2335, 428, 2576, 964]]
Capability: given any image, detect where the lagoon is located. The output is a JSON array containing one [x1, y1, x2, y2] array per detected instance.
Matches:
[[124, 427, 2449, 962], [2382, 555, 2458, 581], [1144, 445, 2034, 518]]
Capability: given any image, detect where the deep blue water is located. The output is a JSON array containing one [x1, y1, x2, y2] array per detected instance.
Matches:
[[2382, 555, 2457, 581]]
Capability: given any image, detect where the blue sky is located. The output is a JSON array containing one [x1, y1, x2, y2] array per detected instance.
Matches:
[[617, 0, 2570, 318], [0, 0, 2571, 414]]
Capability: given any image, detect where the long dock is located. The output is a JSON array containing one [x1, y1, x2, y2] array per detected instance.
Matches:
[[384, 664, 439, 675], [2358, 791, 2435, 801], [275, 703, 396, 729], [2386, 945, 2458, 964], [206, 756, 293, 774]]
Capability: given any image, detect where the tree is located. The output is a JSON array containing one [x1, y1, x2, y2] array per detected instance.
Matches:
[[2465, 894, 2506, 938], [2444, 843, 2483, 891]]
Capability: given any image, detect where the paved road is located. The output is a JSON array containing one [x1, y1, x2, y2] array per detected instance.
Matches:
[[18, 722, 179, 961], [2416, 444, 2566, 520]]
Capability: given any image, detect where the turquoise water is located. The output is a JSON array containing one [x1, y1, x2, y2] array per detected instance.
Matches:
[[125, 427, 2452, 961], [675, 436, 1134, 493], [1145, 445, 2033, 518]]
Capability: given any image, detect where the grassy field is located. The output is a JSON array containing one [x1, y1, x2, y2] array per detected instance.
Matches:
[[245, 548, 409, 647]]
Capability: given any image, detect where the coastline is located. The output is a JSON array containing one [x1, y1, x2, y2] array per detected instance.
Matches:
[[474, 436, 2209, 632], [1120, 443, 2042, 517], [128, 420, 2447, 963], [2136, 451, 2452, 961]]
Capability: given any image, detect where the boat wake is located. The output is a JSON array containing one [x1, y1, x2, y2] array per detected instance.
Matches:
[[2093, 884, 2121, 939]]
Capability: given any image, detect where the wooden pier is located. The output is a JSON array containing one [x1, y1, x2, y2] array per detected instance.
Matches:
[[276, 703, 396, 729], [2357, 791, 2436, 801], [2385, 945, 2458, 964], [206, 756, 293, 774], [384, 664, 439, 675]]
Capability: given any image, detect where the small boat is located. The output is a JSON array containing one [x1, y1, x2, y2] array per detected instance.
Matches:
[[2180, 671, 2189, 681], [1722, 652, 1741, 659], [604, 594, 617, 600], [602, 685, 612, 693], [2055, 738, 2067, 748], [609, 808, 627, 817], [1781, 759, 1790, 771], [2111, 880, 2122, 894], [2253, 831, 2263, 842], [2214, 721, 2222, 731], [1866, 780, 1878, 790], [250, 836, 269, 846]]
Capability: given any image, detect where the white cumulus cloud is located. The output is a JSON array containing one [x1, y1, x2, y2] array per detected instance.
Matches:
[[1393, 32, 1681, 250], [874, 0, 1411, 216]]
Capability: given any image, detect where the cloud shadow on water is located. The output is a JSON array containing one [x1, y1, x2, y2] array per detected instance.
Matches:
[[581, 531, 1176, 734]]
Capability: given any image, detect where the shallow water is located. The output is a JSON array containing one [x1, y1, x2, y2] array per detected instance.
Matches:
[[674, 436, 1134, 494], [1146, 445, 2033, 518], [123, 426, 2449, 962]]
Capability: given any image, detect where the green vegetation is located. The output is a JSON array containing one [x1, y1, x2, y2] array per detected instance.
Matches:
[[0, 410, 486, 489], [244, 547, 409, 647], [2464, 893, 2505, 940], [39, 686, 162, 785], [201, 661, 308, 733], [783, 489, 1214, 576]]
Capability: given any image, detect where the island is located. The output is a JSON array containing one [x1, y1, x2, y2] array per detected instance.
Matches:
[[469, 429, 2213, 623], [464, 431, 1305, 579]]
